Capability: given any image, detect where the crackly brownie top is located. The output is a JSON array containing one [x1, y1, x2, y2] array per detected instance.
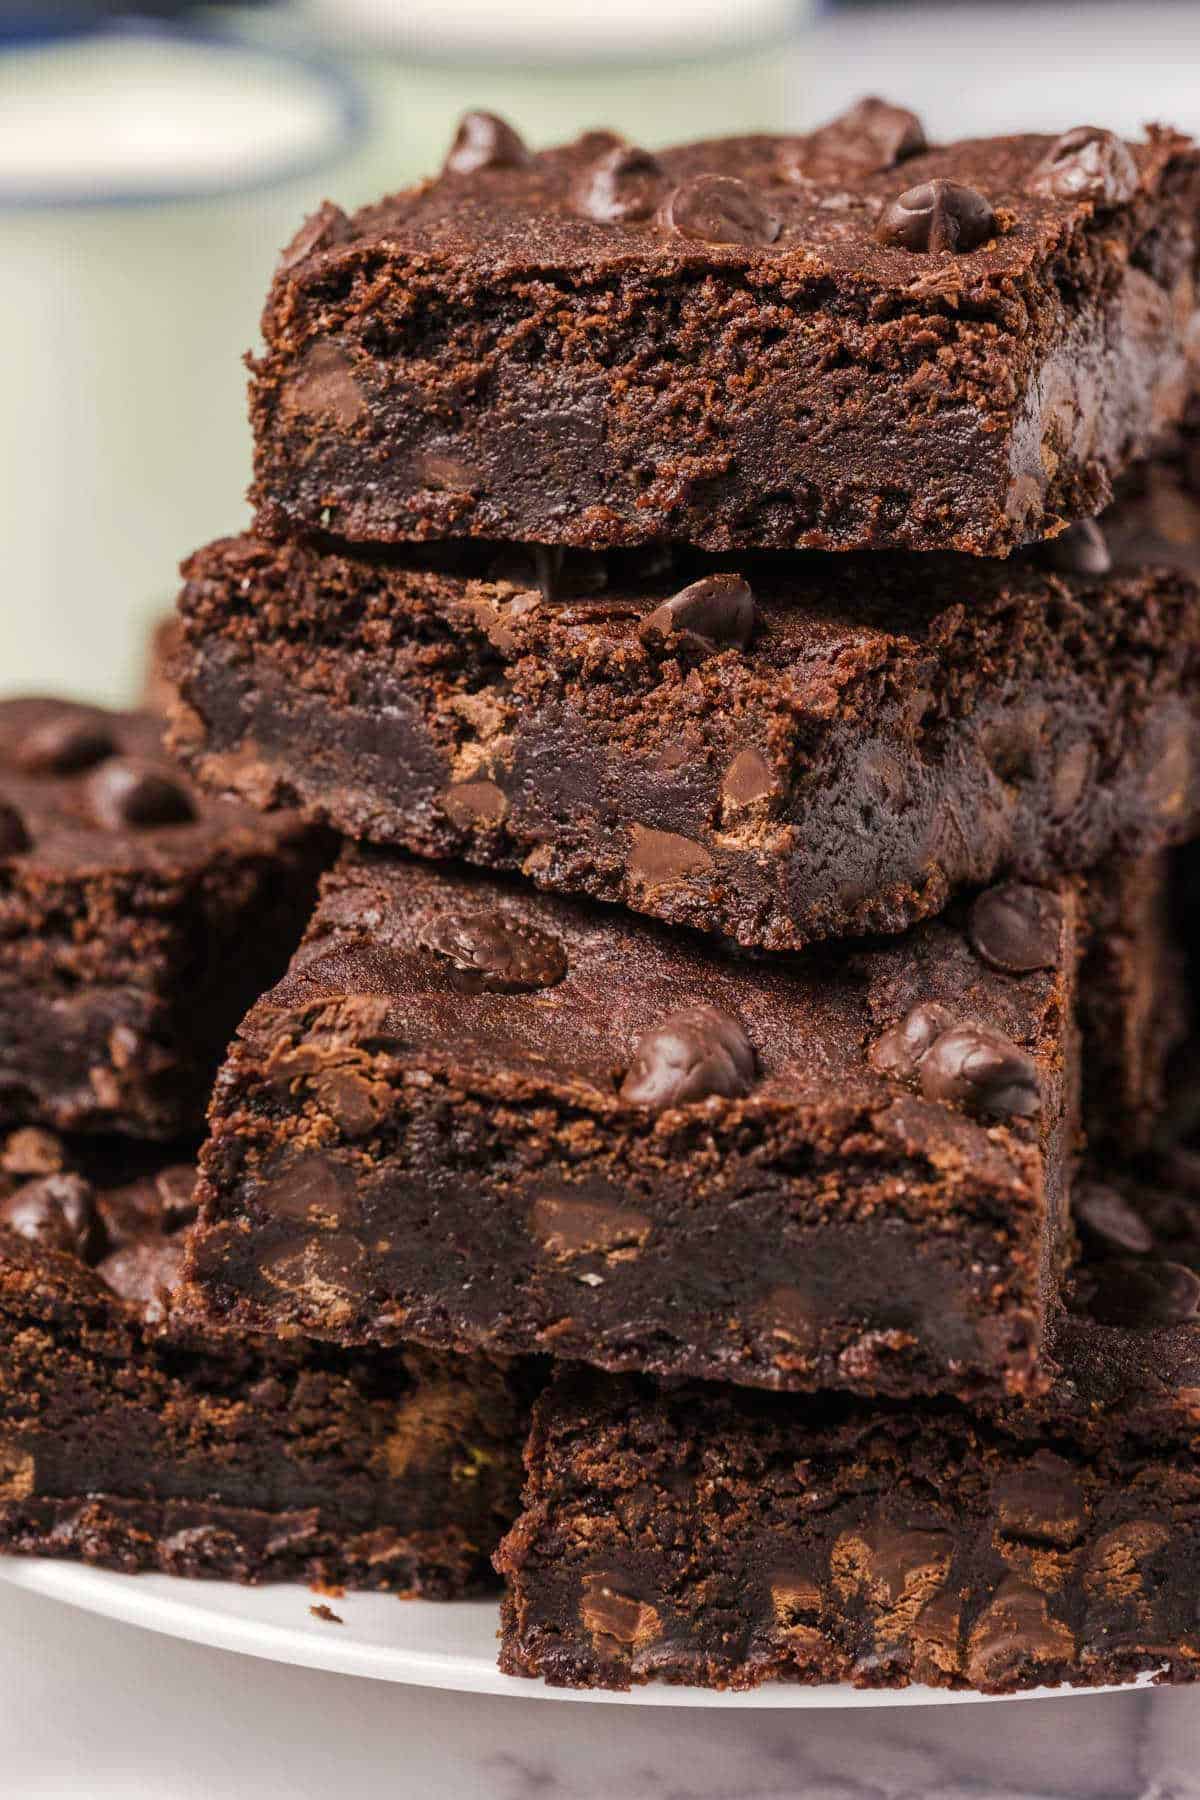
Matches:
[[275, 104, 1194, 294], [0, 1126, 197, 1324], [242, 850, 1073, 1174], [0, 698, 303, 880]]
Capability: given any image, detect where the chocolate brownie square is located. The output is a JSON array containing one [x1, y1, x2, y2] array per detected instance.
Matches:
[[174, 470, 1200, 952], [0, 1129, 532, 1595], [180, 846, 1144, 1403], [249, 106, 1200, 557], [497, 1153, 1200, 1692], [0, 698, 331, 1137]]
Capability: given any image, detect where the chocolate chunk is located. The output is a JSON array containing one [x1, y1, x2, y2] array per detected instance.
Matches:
[[1077, 1258, 1200, 1328], [619, 1004, 755, 1109], [580, 1574, 661, 1646], [659, 175, 780, 247], [993, 1461, 1085, 1549], [919, 1024, 1040, 1119], [443, 111, 529, 177], [968, 883, 1061, 974], [575, 144, 665, 224], [795, 97, 927, 175], [638, 574, 755, 654], [86, 760, 195, 830], [421, 912, 567, 993], [1042, 518, 1112, 577], [875, 179, 995, 253], [1075, 1182, 1155, 1256], [14, 710, 115, 775], [868, 1001, 955, 1079], [96, 1235, 187, 1322], [965, 1578, 1072, 1686], [1029, 127, 1138, 205], [0, 1171, 97, 1260], [626, 825, 713, 885], [0, 803, 29, 856], [277, 201, 351, 275]]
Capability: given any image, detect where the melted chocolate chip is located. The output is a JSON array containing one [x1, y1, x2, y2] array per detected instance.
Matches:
[[638, 574, 755, 655], [1042, 518, 1112, 577], [875, 179, 995, 253], [619, 1004, 756, 1109], [918, 1024, 1040, 1119], [14, 709, 115, 775], [659, 175, 780, 248], [1075, 1181, 1155, 1256], [968, 883, 1061, 975], [86, 760, 195, 830], [868, 1002, 956, 1079], [1029, 127, 1138, 205], [277, 201, 351, 275], [1077, 1258, 1200, 1328], [443, 111, 529, 177], [0, 803, 29, 856], [0, 1171, 98, 1259], [97, 1235, 187, 1322], [575, 144, 665, 224], [814, 97, 927, 170], [420, 912, 567, 993]]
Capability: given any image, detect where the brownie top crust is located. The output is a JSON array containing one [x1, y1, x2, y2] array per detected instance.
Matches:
[[0, 698, 305, 881], [292, 117, 1190, 290]]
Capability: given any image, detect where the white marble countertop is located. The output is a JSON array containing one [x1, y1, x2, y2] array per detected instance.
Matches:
[[4, 1582, 1199, 1799]]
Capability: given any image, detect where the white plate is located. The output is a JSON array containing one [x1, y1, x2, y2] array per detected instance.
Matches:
[[0, 1558, 1157, 1708]]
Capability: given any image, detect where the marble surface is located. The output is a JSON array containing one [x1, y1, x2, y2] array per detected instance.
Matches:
[[4, 1583, 1200, 1799]]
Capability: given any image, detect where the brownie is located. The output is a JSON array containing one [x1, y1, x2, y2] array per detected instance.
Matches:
[[0, 698, 331, 1137], [249, 107, 1200, 557], [174, 482, 1200, 953], [0, 1129, 533, 1596], [177, 844, 1142, 1403], [496, 1157, 1200, 1692]]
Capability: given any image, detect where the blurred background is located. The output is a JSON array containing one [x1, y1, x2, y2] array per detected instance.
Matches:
[[3, 0, 1200, 704]]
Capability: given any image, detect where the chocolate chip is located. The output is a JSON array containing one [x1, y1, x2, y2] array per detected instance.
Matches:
[[1042, 518, 1112, 576], [619, 1004, 756, 1109], [421, 911, 568, 993], [1077, 1258, 1200, 1328], [0, 804, 29, 856], [1075, 1181, 1155, 1257], [875, 179, 995, 253], [868, 1002, 956, 1079], [811, 96, 927, 170], [96, 1235, 187, 1322], [0, 1172, 98, 1260], [14, 709, 115, 775], [443, 111, 529, 176], [968, 883, 1062, 975], [276, 201, 351, 275], [660, 175, 780, 248], [1029, 127, 1138, 205], [638, 574, 755, 655], [918, 1024, 1040, 1119], [575, 144, 665, 224], [85, 760, 195, 830]]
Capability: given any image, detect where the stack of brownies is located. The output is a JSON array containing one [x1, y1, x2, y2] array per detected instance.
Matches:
[[5, 101, 1200, 1693]]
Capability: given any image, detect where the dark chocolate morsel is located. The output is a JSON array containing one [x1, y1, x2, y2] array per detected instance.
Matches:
[[1029, 127, 1138, 205], [1042, 518, 1112, 577], [1077, 1258, 1200, 1328], [638, 574, 755, 653], [420, 912, 568, 993], [443, 111, 530, 177], [918, 1024, 1040, 1119], [620, 1004, 756, 1109], [277, 201, 352, 275], [96, 1235, 187, 1321], [816, 97, 927, 169], [0, 803, 29, 856], [659, 175, 781, 247], [575, 144, 665, 224], [14, 710, 115, 775], [968, 883, 1062, 975], [875, 179, 995, 253], [868, 1002, 956, 1079], [0, 1171, 98, 1259], [1074, 1182, 1155, 1256], [86, 760, 196, 830]]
